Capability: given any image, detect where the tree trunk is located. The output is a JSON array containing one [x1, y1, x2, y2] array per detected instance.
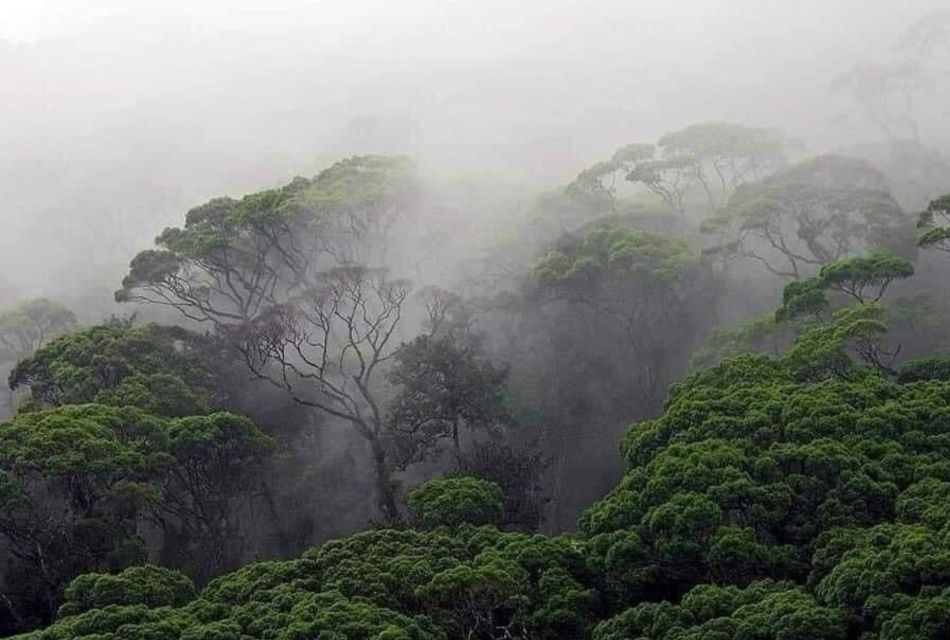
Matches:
[[369, 436, 400, 524], [452, 416, 461, 460]]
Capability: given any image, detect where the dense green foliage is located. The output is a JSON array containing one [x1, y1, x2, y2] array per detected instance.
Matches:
[[13, 526, 596, 640], [1, 321, 273, 631], [0, 401, 273, 625], [22, 305, 950, 639], [13, 137, 950, 640], [580, 338, 950, 637], [387, 331, 509, 468], [58, 565, 196, 617], [0, 403, 170, 623], [406, 477, 505, 528], [9, 323, 219, 416]]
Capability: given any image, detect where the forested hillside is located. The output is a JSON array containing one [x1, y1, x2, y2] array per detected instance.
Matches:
[[6, 7, 950, 634], [3, 111, 950, 639], [13, 303, 950, 639]]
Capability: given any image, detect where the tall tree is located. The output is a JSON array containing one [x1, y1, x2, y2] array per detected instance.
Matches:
[[158, 412, 274, 580], [567, 122, 791, 213], [656, 122, 793, 209], [386, 332, 509, 468], [232, 266, 410, 521], [0, 404, 167, 625], [116, 157, 420, 523], [703, 155, 912, 278], [533, 224, 717, 407], [115, 155, 417, 326], [817, 252, 914, 304]]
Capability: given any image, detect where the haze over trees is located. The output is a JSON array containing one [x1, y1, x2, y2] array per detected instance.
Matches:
[[8, 3, 950, 639]]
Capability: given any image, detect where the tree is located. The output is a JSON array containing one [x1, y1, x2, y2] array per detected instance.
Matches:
[[512, 223, 720, 528], [0, 402, 272, 631], [158, 413, 274, 580], [783, 303, 898, 380], [456, 441, 550, 532], [19, 525, 595, 640], [301, 154, 418, 265], [406, 476, 504, 528], [116, 158, 420, 524], [233, 265, 410, 522], [656, 122, 793, 209], [817, 251, 913, 303], [115, 156, 418, 327], [9, 322, 219, 416], [533, 224, 718, 408], [386, 331, 509, 468], [0, 298, 76, 364], [567, 123, 792, 213], [917, 193, 950, 254], [115, 181, 318, 326], [773, 252, 914, 323], [0, 404, 168, 625], [1, 320, 273, 629], [703, 155, 912, 278], [57, 565, 195, 618], [774, 277, 830, 323]]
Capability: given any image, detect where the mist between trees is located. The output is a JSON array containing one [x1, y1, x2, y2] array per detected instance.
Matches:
[[6, 4, 950, 639]]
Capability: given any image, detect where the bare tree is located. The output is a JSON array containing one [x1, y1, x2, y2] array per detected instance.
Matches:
[[233, 266, 410, 521]]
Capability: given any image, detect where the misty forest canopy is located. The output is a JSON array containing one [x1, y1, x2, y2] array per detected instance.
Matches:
[[7, 105, 950, 640], [566, 122, 795, 213]]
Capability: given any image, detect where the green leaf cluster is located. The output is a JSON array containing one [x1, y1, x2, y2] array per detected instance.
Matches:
[[406, 477, 505, 528], [10, 322, 218, 416]]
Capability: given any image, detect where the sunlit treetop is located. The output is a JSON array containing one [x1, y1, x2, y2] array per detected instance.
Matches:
[[301, 154, 418, 217]]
